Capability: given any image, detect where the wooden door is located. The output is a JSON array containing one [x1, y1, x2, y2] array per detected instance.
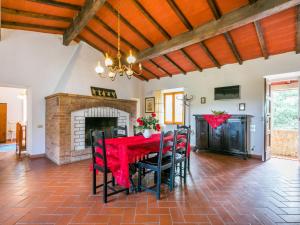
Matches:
[[264, 79, 272, 161], [0, 103, 7, 143]]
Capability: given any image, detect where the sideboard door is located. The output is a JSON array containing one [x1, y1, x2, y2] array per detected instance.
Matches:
[[209, 125, 223, 151], [225, 118, 245, 154], [196, 117, 208, 149]]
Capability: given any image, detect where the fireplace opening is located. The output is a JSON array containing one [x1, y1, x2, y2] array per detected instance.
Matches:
[[85, 117, 118, 147]]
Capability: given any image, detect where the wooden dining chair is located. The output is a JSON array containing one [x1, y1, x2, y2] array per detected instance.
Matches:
[[172, 128, 191, 185], [90, 130, 129, 203], [111, 125, 128, 138], [137, 131, 179, 200], [176, 125, 191, 170], [16, 122, 26, 157]]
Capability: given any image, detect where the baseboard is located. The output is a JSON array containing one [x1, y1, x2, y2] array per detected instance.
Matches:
[[29, 153, 46, 158]]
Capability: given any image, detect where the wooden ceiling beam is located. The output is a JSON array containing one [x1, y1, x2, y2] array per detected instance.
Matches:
[[2, 7, 72, 22], [136, 0, 300, 62], [296, 5, 300, 54], [180, 49, 202, 71], [79, 35, 148, 82], [63, 0, 106, 46], [223, 32, 243, 64], [166, 0, 193, 31], [249, 0, 258, 4], [104, 3, 173, 77], [133, 0, 191, 75], [132, 0, 171, 39], [27, 0, 81, 11], [163, 55, 186, 75], [142, 67, 160, 79], [166, 0, 202, 71], [93, 16, 139, 52], [104, 2, 153, 47], [2, 20, 64, 32], [254, 21, 269, 59], [198, 42, 221, 68], [149, 59, 172, 77], [207, 0, 243, 64]]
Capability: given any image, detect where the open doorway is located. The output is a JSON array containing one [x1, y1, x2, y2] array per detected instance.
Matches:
[[0, 87, 27, 158], [264, 76, 299, 161], [271, 80, 298, 160]]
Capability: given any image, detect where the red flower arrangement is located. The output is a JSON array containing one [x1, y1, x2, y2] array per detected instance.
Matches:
[[136, 113, 160, 131]]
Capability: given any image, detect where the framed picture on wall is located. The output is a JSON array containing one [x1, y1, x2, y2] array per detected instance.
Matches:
[[145, 97, 155, 113], [239, 103, 246, 111]]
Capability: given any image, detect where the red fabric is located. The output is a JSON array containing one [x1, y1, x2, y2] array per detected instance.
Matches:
[[203, 114, 231, 129], [94, 134, 190, 188]]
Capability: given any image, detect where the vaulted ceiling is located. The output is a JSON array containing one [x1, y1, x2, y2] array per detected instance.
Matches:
[[1, 0, 300, 81]]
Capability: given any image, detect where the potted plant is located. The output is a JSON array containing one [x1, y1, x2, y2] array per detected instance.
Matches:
[[136, 113, 161, 138]]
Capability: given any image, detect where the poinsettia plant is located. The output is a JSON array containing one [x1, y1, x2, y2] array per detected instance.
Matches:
[[137, 113, 161, 131]]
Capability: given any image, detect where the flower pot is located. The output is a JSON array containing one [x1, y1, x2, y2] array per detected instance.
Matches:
[[143, 129, 152, 138]]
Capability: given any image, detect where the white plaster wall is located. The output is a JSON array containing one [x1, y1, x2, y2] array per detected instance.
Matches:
[[0, 29, 143, 155], [0, 87, 25, 139], [143, 52, 300, 157]]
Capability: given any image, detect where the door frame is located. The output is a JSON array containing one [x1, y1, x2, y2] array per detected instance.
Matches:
[[263, 78, 272, 161]]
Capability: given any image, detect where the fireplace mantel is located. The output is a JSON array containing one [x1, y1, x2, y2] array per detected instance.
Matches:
[[45, 93, 137, 165]]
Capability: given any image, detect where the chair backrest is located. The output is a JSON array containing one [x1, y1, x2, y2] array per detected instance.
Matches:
[[111, 125, 128, 138], [175, 127, 191, 157], [133, 125, 143, 136], [157, 130, 175, 168], [177, 124, 191, 130], [90, 130, 108, 173]]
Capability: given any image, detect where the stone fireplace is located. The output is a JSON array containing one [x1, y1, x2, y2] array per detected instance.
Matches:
[[45, 93, 137, 165]]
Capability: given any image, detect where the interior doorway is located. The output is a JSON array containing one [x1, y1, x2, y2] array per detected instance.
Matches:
[[0, 87, 27, 157], [264, 76, 299, 161]]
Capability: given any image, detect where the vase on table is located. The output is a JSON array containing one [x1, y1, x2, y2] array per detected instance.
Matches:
[[143, 129, 153, 138]]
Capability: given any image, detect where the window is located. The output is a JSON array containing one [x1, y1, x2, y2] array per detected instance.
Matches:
[[164, 92, 184, 125]]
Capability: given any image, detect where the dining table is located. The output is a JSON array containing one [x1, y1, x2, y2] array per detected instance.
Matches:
[[95, 133, 190, 188]]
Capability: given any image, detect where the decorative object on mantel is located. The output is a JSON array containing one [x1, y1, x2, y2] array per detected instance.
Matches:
[[94, 1, 142, 81], [136, 113, 160, 138], [203, 111, 231, 129], [145, 97, 155, 113], [200, 97, 206, 104], [91, 87, 117, 99], [239, 103, 246, 111]]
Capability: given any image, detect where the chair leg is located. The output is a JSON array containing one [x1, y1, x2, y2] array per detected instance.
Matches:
[[187, 155, 190, 171], [179, 162, 183, 179], [156, 171, 161, 200], [183, 159, 187, 184], [138, 166, 142, 192], [92, 168, 97, 195], [103, 172, 108, 203], [169, 165, 175, 192], [112, 176, 115, 186]]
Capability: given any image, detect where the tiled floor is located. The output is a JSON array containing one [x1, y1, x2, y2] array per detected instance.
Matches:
[[0, 151, 299, 225]]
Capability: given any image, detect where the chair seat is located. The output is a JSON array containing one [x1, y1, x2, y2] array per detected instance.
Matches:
[[141, 153, 184, 166]]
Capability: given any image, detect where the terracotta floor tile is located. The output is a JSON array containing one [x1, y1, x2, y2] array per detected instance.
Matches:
[[0, 152, 300, 225]]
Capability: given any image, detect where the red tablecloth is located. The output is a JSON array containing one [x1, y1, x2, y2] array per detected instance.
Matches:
[[95, 133, 190, 188], [203, 114, 231, 129]]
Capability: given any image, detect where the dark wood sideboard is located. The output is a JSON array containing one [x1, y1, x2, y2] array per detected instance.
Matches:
[[194, 114, 253, 159]]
